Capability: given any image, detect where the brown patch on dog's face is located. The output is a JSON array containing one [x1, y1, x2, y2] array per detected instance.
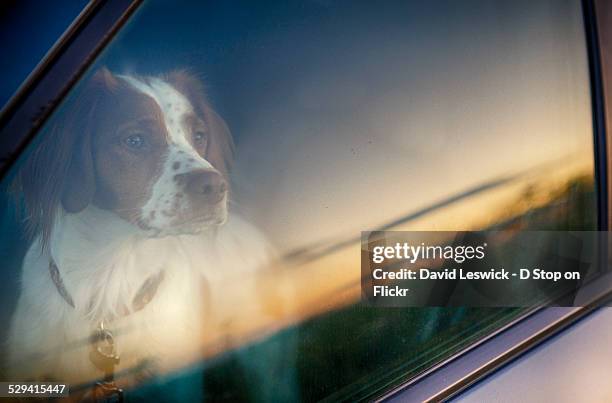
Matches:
[[91, 82, 169, 226]]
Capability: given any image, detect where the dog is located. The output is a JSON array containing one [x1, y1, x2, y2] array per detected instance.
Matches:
[[6, 68, 275, 396]]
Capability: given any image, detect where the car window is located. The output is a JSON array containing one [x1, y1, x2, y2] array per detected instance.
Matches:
[[0, 0, 596, 401]]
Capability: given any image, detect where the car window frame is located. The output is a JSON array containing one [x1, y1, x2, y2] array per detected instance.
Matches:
[[0, 0, 610, 401]]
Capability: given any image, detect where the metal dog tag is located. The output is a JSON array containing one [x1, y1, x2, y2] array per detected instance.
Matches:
[[89, 321, 123, 402], [89, 321, 120, 373]]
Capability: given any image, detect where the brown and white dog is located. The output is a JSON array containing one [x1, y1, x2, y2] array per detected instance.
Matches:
[[6, 68, 273, 390]]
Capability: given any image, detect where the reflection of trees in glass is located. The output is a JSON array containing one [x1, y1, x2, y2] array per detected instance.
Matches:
[[494, 174, 595, 231], [194, 171, 596, 401]]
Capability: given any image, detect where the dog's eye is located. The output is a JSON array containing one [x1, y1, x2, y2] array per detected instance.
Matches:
[[193, 131, 206, 146], [124, 133, 145, 150]]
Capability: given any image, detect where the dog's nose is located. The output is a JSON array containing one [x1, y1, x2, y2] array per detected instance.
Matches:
[[183, 170, 227, 203]]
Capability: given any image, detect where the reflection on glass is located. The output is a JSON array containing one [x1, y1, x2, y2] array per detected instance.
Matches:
[[0, 0, 596, 401]]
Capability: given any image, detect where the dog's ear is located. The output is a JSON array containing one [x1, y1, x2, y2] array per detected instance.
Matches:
[[166, 70, 235, 180], [59, 67, 119, 213], [12, 67, 115, 244], [202, 105, 234, 180], [60, 119, 95, 213]]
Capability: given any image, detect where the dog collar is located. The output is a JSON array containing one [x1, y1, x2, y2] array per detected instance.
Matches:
[[48, 259, 165, 315]]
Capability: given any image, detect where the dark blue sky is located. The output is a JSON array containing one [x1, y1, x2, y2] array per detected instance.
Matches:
[[0, 0, 89, 107]]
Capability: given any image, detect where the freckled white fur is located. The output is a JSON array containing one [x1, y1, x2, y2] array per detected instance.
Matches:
[[119, 75, 216, 232], [6, 75, 274, 389]]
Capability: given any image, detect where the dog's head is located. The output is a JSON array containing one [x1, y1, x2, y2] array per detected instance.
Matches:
[[14, 68, 234, 242]]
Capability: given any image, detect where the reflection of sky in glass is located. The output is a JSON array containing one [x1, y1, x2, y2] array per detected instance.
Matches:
[[97, 0, 592, 252], [0, 0, 90, 106]]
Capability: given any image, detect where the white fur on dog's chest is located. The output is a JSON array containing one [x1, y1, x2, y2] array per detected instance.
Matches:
[[8, 216, 203, 383], [7, 206, 270, 385]]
